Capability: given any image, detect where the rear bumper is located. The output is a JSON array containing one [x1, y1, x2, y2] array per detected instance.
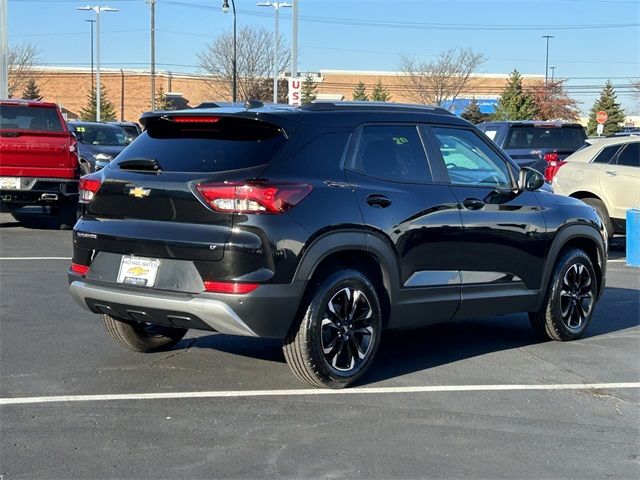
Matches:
[[68, 277, 306, 338], [0, 178, 78, 208]]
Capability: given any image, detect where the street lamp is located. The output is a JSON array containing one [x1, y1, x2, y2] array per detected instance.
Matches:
[[257, 2, 292, 103], [550, 66, 556, 82], [222, 0, 237, 102], [542, 35, 554, 85], [85, 19, 96, 95], [77, 6, 118, 121]]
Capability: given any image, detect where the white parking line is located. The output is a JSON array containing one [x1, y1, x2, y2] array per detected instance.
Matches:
[[607, 259, 627, 264], [0, 257, 71, 260], [1, 382, 638, 406]]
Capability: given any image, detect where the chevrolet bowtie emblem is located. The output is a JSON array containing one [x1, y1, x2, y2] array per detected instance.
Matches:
[[128, 186, 151, 198], [127, 266, 149, 276]]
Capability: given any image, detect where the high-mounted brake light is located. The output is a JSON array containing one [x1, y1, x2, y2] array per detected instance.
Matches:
[[169, 116, 221, 124], [196, 183, 313, 214], [79, 176, 102, 203], [70, 262, 90, 276], [203, 281, 259, 294]]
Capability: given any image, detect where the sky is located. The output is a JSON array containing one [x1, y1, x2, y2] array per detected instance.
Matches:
[[6, 0, 640, 114]]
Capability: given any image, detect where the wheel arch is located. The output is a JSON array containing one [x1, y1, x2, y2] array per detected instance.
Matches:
[[537, 223, 606, 308], [569, 190, 611, 213], [292, 229, 400, 328]]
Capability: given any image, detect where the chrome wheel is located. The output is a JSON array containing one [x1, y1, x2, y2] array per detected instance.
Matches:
[[320, 287, 375, 373], [559, 263, 594, 331]]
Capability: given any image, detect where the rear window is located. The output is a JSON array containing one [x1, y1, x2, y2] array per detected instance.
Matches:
[[0, 105, 64, 132], [113, 116, 286, 173], [504, 125, 586, 151]]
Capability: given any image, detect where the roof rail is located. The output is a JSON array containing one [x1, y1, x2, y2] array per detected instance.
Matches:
[[300, 101, 454, 116]]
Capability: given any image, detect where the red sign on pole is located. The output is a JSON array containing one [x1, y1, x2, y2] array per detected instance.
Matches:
[[596, 111, 608, 124]]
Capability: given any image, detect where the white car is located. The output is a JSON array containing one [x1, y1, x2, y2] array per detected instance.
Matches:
[[553, 137, 640, 238]]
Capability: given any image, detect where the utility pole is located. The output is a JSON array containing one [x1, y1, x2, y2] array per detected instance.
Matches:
[[291, 0, 298, 79], [85, 19, 96, 94], [1, 0, 8, 98], [550, 66, 556, 82], [542, 35, 554, 85], [148, 0, 156, 110], [120, 69, 124, 121]]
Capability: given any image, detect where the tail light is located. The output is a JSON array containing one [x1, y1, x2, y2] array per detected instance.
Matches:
[[169, 116, 221, 123], [70, 262, 90, 276], [196, 182, 312, 214], [69, 135, 78, 154], [543, 152, 566, 182], [79, 175, 102, 203], [204, 281, 259, 294]]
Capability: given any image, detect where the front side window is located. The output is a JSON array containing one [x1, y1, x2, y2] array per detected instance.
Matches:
[[353, 125, 432, 183], [615, 142, 640, 167], [432, 127, 512, 188]]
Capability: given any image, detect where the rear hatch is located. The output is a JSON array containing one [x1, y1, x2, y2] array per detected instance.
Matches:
[[502, 123, 587, 168], [76, 112, 292, 266], [0, 102, 77, 178]]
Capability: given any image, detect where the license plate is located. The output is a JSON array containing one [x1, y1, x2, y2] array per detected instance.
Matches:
[[0, 177, 21, 190], [117, 256, 160, 287]]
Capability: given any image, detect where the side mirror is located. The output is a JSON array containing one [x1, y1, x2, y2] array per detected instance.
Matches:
[[518, 167, 545, 191], [74, 131, 84, 142]]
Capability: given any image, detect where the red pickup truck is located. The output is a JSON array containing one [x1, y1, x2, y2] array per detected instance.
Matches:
[[0, 100, 80, 227]]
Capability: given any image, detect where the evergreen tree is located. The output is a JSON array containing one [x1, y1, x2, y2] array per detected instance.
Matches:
[[460, 98, 486, 124], [21, 78, 43, 101], [352, 81, 369, 101], [370, 79, 391, 102], [79, 84, 117, 121], [300, 74, 317, 105], [153, 86, 175, 111], [587, 80, 625, 135], [493, 69, 537, 120]]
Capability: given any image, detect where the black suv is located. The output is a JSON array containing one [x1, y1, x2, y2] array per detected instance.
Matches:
[[68, 102, 606, 388], [477, 121, 587, 181]]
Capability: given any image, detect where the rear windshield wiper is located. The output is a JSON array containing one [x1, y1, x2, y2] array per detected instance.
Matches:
[[118, 158, 162, 172]]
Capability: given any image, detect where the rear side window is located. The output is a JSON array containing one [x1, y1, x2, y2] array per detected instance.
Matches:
[[504, 126, 586, 150], [616, 142, 640, 167], [0, 105, 64, 132], [353, 125, 432, 183], [113, 116, 286, 173], [592, 145, 620, 164]]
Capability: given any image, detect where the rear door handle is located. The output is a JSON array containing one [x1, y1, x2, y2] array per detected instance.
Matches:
[[366, 194, 392, 208], [605, 170, 618, 176], [463, 198, 485, 210]]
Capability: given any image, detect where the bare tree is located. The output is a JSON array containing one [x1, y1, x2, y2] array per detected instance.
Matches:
[[399, 47, 486, 107], [198, 26, 290, 102], [8, 42, 42, 98]]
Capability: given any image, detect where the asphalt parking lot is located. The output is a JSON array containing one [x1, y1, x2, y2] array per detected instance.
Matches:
[[0, 212, 638, 479]]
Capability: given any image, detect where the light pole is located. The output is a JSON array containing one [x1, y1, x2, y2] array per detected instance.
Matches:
[[1, 0, 8, 99], [257, 2, 292, 103], [222, 0, 237, 102], [542, 35, 554, 85], [291, 0, 298, 80], [147, 0, 156, 110], [77, 6, 118, 122], [85, 19, 96, 95], [550, 66, 556, 82]]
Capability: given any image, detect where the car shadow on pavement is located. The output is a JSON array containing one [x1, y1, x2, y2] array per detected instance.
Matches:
[[608, 236, 626, 261], [181, 287, 639, 385], [0, 211, 69, 230]]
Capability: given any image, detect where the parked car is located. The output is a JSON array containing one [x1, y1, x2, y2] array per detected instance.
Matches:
[[553, 136, 640, 239], [478, 121, 587, 181], [108, 121, 142, 140], [68, 102, 606, 388], [0, 99, 79, 227], [67, 122, 129, 174]]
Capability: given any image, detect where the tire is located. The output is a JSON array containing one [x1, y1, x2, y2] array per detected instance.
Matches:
[[283, 269, 383, 388], [582, 197, 613, 240], [102, 314, 188, 353], [79, 160, 91, 176], [529, 249, 598, 341], [54, 201, 78, 230]]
